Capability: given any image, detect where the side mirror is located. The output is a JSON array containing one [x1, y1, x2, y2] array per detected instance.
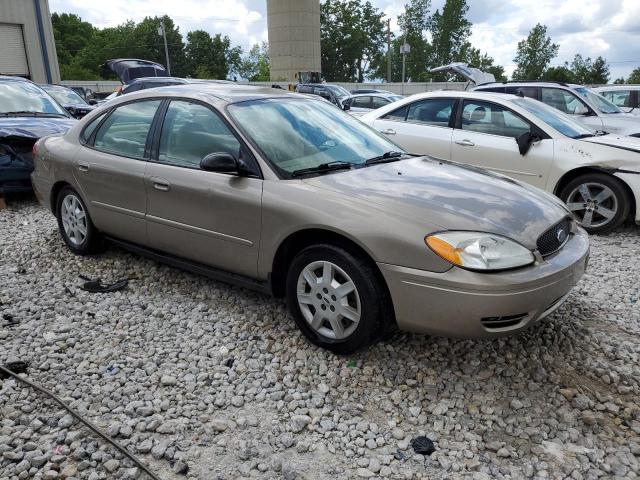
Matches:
[[342, 101, 351, 111], [200, 152, 239, 174], [515, 131, 540, 156], [88, 99, 98, 105], [574, 104, 589, 116]]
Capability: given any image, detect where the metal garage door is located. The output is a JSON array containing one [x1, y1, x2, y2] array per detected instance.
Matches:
[[0, 23, 29, 77]]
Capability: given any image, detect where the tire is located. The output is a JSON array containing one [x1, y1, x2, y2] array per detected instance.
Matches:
[[285, 244, 392, 354], [559, 173, 630, 234], [56, 186, 103, 254]]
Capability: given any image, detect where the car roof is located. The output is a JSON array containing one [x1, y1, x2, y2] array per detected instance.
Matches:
[[113, 83, 302, 105], [593, 85, 640, 91], [350, 92, 398, 98], [476, 81, 583, 89], [0, 75, 35, 84]]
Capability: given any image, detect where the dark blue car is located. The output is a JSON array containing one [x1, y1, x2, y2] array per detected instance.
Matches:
[[0, 77, 76, 194]]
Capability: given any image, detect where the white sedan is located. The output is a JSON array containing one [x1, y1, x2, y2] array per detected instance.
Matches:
[[360, 91, 640, 233]]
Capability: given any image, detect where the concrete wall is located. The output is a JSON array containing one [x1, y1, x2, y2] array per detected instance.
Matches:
[[266, 0, 321, 82], [0, 0, 60, 83]]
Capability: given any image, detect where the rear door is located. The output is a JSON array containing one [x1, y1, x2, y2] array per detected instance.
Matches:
[[76, 99, 161, 244], [372, 98, 456, 160], [450, 99, 553, 188], [144, 99, 263, 277]]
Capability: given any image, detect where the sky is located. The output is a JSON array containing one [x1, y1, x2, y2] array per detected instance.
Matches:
[[49, 0, 640, 81]]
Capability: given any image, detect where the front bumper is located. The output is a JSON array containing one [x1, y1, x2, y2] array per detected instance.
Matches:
[[379, 227, 590, 338]]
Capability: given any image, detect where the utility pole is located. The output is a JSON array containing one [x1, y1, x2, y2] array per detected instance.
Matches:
[[158, 19, 171, 76], [386, 19, 391, 83], [400, 40, 409, 95]]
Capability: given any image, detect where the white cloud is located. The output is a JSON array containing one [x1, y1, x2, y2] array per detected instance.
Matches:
[[50, 0, 640, 80]]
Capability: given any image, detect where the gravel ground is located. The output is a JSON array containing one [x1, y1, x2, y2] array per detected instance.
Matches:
[[1, 197, 639, 480]]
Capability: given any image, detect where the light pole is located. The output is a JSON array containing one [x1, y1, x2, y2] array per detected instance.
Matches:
[[158, 19, 171, 76], [400, 42, 410, 95]]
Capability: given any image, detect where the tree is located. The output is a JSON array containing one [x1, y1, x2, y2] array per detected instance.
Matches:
[[429, 0, 472, 81], [512, 24, 559, 80], [629, 68, 640, 84], [320, 0, 387, 82], [590, 56, 610, 84], [568, 54, 610, 84], [613, 77, 626, 84], [463, 46, 506, 81], [236, 42, 270, 81], [185, 31, 238, 79], [543, 66, 575, 83]]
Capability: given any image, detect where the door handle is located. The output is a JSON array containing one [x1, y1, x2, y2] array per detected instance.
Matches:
[[78, 162, 90, 172], [380, 128, 396, 135], [455, 139, 475, 146], [151, 177, 171, 191]]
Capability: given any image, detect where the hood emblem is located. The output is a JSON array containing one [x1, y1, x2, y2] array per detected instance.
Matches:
[[556, 228, 567, 243]]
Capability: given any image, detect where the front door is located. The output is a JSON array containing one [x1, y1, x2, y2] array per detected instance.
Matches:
[[450, 99, 554, 189], [372, 97, 456, 160], [75, 99, 161, 244], [144, 99, 262, 278]]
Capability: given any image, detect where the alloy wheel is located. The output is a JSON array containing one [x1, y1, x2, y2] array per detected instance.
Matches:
[[296, 260, 361, 340], [60, 194, 88, 246], [566, 182, 618, 229]]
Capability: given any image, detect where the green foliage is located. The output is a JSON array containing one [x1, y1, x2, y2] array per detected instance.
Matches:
[[512, 24, 559, 80], [569, 54, 609, 84], [463, 46, 506, 81], [429, 0, 472, 81], [542, 66, 575, 83], [629, 68, 640, 84], [236, 43, 270, 81], [613, 77, 626, 84], [320, 0, 387, 82]]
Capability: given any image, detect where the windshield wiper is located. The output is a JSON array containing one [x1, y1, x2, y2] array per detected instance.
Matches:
[[0, 111, 67, 118], [364, 151, 405, 165], [573, 133, 596, 139], [291, 161, 355, 178]]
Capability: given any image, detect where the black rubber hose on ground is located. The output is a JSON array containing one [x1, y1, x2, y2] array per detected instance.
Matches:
[[0, 364, 163, 480]]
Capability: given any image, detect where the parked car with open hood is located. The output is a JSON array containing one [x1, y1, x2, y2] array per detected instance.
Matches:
[[101, 58, 169, 84], [32, 84, 588, 353], [593, 85, 640, 116], [40, 84, 96, 119], [0, 76, 75, 195], [361, 90, 640, 233]]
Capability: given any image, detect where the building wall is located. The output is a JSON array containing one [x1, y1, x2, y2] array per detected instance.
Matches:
[[266, 0, 321, 82], [0, 0, 60, 83]]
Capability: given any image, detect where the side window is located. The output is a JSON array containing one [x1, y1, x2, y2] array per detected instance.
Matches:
[[93, 100, 161, 158], [406, 98, 456, 127], [541, 88, 587, 114], [479, 87, 506, 93], [80, 113, 105, 143], [158, 100, 241, 169], [382, 104, 408, 121], [603, 90, 631, 108], [461, 100, 531, 138], [352, 96, 371, 108], [372, 96, 390, 109], [505, 86, 538, 99]]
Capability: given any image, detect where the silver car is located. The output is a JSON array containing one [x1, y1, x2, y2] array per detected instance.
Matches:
[[32, 85, 589, 353]]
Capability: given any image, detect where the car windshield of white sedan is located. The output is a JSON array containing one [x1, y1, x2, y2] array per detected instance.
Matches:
[[228, 98, 404, 176], [575, 87, 621, 114], [512, 98, 594, 139], [0, 82, 70, 116]]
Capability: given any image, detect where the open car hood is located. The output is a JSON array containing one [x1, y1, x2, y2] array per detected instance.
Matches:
[[430, 63, 495, 85], [101, 59, 168, 84]]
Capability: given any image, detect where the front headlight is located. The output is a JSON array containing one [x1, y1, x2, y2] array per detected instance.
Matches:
[[425, 232, 535, 271]]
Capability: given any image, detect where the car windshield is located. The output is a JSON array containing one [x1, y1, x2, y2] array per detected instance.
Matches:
[[388, 95, 403, 102], [0, 81, 69, 116], [43, 86, 88, 106], [228, 97, 405, 177], [512, 97, 595, 139], [325, 85, 350, 98], [574, 87, 621, 114]]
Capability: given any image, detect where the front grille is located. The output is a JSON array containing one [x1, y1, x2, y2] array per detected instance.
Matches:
[[536, 218, 571, 257], [481, 313, 528, 330]]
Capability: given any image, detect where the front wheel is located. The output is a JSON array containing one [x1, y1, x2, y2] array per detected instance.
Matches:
[[56, 186, 103, 254], [559, 173, 630, 234], [285, 244, 391, 354]]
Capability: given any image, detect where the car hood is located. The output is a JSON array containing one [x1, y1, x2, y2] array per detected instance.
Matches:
[[430, 63, 496, 85], [304, 156, 569, 250], [101, 58, 168, 84], [0, 116, 76, 140], [581, 134, 640, 155], [63, 103, 95, 110], [600, 113, 640, 134]]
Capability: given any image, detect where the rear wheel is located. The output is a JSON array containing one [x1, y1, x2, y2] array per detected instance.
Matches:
[[56, 186, 102, 254], [286, 244, 391, 354], [560, 173, 630, 233]]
